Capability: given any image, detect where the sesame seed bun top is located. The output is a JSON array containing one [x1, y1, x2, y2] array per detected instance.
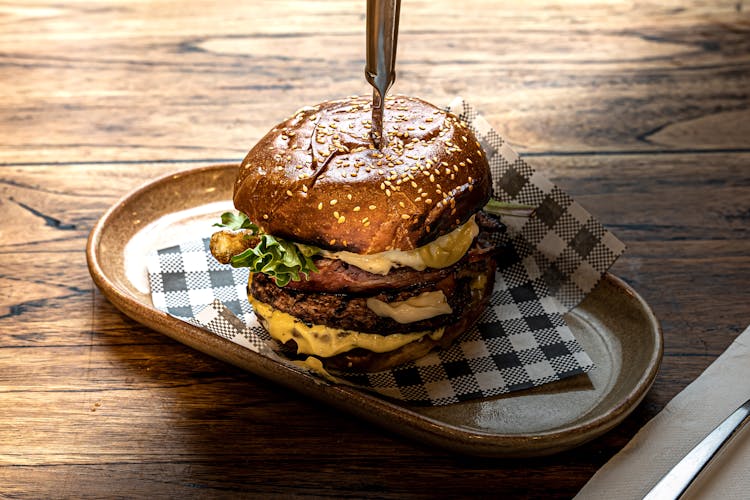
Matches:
[[233, 95, 492, 254]]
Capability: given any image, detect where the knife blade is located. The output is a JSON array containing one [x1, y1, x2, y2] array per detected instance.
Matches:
[[643, 397, 750, 499], [365, 0, 401, 149]]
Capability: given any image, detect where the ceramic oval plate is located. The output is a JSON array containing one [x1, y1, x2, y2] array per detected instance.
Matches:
[[87, 164, 663, 457]]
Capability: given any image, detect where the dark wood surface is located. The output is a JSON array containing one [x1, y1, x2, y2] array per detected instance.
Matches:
[[1, 1, 749, 497]]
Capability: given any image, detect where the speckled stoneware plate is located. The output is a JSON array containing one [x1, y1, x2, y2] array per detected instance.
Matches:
[[87, 164, 663, 457]]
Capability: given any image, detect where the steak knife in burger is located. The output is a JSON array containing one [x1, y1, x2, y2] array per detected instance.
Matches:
[[210, 94, 515, 372]]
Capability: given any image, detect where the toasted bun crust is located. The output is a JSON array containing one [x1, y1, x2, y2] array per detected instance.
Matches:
[[233, 95, 491, 254]]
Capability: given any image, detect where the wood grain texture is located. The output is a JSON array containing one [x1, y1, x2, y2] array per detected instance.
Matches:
[[1, 0, 749, 498]]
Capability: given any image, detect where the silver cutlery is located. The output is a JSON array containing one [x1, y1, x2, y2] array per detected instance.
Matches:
[[643, 397, 750, 499], [365, 0, 401, 149]]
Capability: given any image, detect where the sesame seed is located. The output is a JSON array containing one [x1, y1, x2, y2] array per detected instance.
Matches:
[[425, 198, 432, 204], [353, 206, 361, 212], [369, 204, 377, 210], [286, 190, 293, 196], [333, 211, 340, 218], [329, 239, 336, 245], [330, 199, 338, 205], [398, 201, 405, 208], [429, 174, 435, 183], [302, 185, 308, 192], [317, 202, 323, 210], [262, 214, 269, 220], [466, 158, 473, 164], [385, 189, 392, 197], [401, 214, 410, 220], [411, 181, 418, 188], [362, 217, 369, 224], [337, 215, 346, 224]]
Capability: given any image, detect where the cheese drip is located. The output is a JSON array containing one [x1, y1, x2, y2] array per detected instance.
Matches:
[[366, 290, 452, 324], [250, 296, 445, 358], [322, 215, 479, 275]]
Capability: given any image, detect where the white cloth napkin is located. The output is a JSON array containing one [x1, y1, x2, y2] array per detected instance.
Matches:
[[576, 324, 750, 500]]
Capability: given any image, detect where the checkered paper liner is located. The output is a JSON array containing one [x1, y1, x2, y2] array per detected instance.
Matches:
[[147, 98, 625, 406]]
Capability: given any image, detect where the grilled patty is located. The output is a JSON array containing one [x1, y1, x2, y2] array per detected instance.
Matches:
[[249, 247, 496, 335]]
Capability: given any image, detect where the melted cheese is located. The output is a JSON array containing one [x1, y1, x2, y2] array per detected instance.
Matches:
[[322, 215, 479, 275], [366, 290, 452, 324], [250, 296, 445, 358], [471, 273, 487, 290], [292, 356, 348, 384]]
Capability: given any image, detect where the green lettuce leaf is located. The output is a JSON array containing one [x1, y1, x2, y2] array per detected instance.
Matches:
[[213, 211, 260, 232], [214, 212, 319, 286]]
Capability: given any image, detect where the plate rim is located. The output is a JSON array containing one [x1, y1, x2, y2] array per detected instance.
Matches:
[[86, 163, 663, 457]]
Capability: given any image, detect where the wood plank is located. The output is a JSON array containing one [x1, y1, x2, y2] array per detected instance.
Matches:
[[1, 0, 749, 497], [0, 1, 748, 164]]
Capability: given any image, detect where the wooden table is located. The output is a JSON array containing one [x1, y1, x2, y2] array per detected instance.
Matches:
[[2, 1, 748, 497]]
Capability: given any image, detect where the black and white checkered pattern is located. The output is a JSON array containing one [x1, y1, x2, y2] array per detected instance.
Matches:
[[146, 98, 625, 406], [448, 97, 626, 310]]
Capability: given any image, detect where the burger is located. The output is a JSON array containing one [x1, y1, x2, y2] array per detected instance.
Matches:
[[210, 95, 506, 372]]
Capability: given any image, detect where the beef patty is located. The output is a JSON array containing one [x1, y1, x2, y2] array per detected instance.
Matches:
[[249, 246, 496, 335]]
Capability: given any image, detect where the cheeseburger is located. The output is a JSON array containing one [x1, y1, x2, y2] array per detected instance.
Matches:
[[210, 95, 505, 372]]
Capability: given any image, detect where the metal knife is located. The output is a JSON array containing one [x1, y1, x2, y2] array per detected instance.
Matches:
[[365, 0, 401, 149], [643, 397, 750, 499]]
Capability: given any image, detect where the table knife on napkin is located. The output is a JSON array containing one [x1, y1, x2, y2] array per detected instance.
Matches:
[[643, 397, 750, 499]]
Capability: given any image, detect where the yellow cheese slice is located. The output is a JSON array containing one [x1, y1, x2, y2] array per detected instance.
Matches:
[[366, 290, 452, 324], [321, 215, 479, 275], [249, 295, 445, 358]]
